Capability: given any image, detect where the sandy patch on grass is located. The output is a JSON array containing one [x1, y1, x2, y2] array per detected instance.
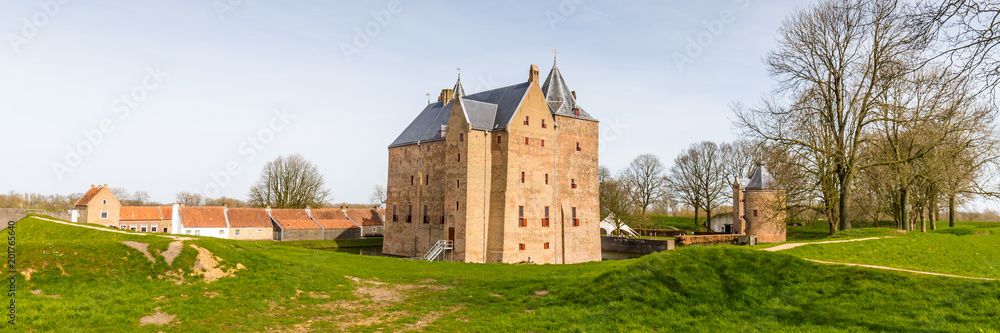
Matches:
[[56, 263, 68, 276], [20, 268, 35, 281], [189, 244, 245, 283], [30, 289, 59, 298], [121, 241, 156, 262], [139, 308, 176, 326], [162, 241, 184, 266]]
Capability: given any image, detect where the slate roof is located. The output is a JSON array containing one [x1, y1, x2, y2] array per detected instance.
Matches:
[[226, 208, 273, 228], [120, 206, 167, 221], [745, 162, 778, 190], [390, 63, 595, 148], [269, 209, 322, 230], [345, 208, 384, 226], [179, 207, 228, 228], [309, 209, 359, 229], [74, 186, 105, 207]]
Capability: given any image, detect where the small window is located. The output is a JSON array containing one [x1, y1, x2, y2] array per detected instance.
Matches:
[[130, 225, 137, 231], [163, 228, 169, 233], [541, 119, 547, 128], [544, 242, 550, 249], [151, 226, 157, 232], [571, 179, 577, 189], [457, 153, 461, 162], [426, 145, 430, 152], [572, 207, 579, 227], [497, 135, 502, 144], [521, 172, 525, 183], [545, 174, 549, 185], [407, 205, 413, 223], [423, 205, 429, 224], [543, 206, 550, 227], [120, 224, 126, 229], [100, 210, 109, 219], [425, 174, 429, 185], [440, 216, 445, 224], [541, 139, 545, 147], [753, 210, 758, 217], [519, 243, 525, 251], [235, 229, 241, 236], [372, 227, 377, 232], [456, 180, 461, 188], [456, 201, 460, 210], [186, 230, 192, 235], [525, 137, 529, 145], [257, 229, 262, 232], [459, 133, 464, 142], [573, 108, 580, 116], [140, 225, 147, 232], [195, 230, 201, 236], [519, 206, 526, 227], [411, 176, 414, 185], [524, 116, 530, 125], [576, 142, 581, 151], [102, 199, 107, 205], [219, 230, 224, 235]]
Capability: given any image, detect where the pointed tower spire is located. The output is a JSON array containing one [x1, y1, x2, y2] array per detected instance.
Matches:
[[541, 61, 595, 120], [453, 68, 465, 98]]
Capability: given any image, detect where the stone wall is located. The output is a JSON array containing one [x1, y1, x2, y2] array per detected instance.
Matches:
[[324, 228, 362, 240], [675, 234, 741, 247], [601, 236, 674, 254], [0, 209, 26, 229], [633, 228, 690, 238]]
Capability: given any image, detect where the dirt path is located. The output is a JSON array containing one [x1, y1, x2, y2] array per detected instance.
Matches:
[[762, 237, 886, 252], [31, 216, 192, 241], [763, 236, 996, 280]]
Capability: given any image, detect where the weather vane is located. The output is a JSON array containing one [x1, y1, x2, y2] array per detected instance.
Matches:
[[552, 49, 557, 61]]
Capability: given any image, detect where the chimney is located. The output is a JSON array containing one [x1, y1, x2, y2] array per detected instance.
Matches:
[[438, 89, 454, 104], [90, 185, 95, 188], [103, 184, 107, 188], [528, 64, 539, 84], [571, 91, 577, 99]]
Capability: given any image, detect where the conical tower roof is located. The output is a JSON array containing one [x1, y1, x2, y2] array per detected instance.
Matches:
[[453, 75, 465, 98], [745, 162, 778, 190], [541, 61, 595, 120]]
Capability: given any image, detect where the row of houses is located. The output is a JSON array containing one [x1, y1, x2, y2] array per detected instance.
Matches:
[[71, 185, 384, 241]]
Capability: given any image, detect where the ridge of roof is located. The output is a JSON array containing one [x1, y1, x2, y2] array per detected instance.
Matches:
[[541, 61, 596, 121], [74, 186, 106, 207]]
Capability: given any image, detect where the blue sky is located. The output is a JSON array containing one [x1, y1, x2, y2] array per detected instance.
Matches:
[[0, 0, 814, 204]]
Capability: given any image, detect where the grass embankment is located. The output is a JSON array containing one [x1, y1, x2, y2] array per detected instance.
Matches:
[[784, 221, 1000, 279], [8, 216, 1000, 331], [273, 237, 383, 249]]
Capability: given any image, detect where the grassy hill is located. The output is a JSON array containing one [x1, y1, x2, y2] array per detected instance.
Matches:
[[7, 216, 1000, 332]]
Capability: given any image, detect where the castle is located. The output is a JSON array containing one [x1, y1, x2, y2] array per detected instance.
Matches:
[[382, 62, 601, 264], [732, 162, 787, 243]]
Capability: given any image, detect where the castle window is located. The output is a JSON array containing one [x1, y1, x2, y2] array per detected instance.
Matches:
[[519, 243, 526, 251], [456, 201, 460, 210], [425, 174, 429, 185], [543, 206, 550, 227], [519, 206, 526, 227], [521, 172, 525, 183], [459, 133, 464, 142], [571, 179, 577, 189], [423, 205, 429, 224], [542, 119, 547, 128], [525, 137, 529, 145], [393, 205, 398, 222], [440, 216, 445, 224], [457, 153, 461, 162], [541, 139, 545, 147], [576, 142, 581, 151], [544, 242, 550, 249], [573, 108, 580, 116], [411, 176, 414, 185], [456, 180, 460, 188], [753, 210, 758, 217], [497, 135, 502, 144], [407, 205, 412, 223], [572, 207, 579, 227], [545, 174, 549, 185], [524, 116, 529, 125]]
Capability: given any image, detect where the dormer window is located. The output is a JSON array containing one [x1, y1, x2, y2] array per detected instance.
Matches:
[[573, 108, 580, 116]]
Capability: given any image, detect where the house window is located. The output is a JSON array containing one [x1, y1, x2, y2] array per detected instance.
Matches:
[[753, 210, 758, 217], [519, 243, 525, 251], [518, 206, 526, 227], [576, 142, 581, 151], [426, 145, 430, 152], [102, 199, 107, 205], [521, 172, 525, 183], [525, 137, 529, 145], [423, 205, 429, 224], [524, 116, 530, 125], [542, 119, 547, 128], [571, 179, 577, 189], [407, 205, 412, 223], [459, 133, 464, 142], [543, 206, 550, 227], [140, 225, 147, 232], [195, 230, 201, 236], [572, 207, 579, 227], [235, 229, 241, 236], [163, 228, 168, 233], [120, 224, 126, 229], [130, 225, 137, 231], [100, 210, 109, 219], [541, 139, 545, 147], [151, 226, 157, 232], [186, 230, 192, 235], [372, 227, 377, 232], [544, 242, 550, 249], [257, 229, 262, 232], [545, 174, 549, 185], [393, 205, 398, 222], [219, 230, 224, 234]]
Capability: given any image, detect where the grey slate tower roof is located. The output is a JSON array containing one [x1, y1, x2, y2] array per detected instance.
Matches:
[[453, 76, 465, 98], [541, 61, 595, 121], [745, 162, 778, 190]]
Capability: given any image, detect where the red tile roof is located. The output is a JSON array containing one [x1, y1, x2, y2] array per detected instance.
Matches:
[[159, 206, 173, 220], [120, 206, 165, 221], [310, 209, 359, 229], [346, 209, 384, 226], [270, 209, 321, 230], [226, 208, 273, 228], [179, 207, 227, 228], [74, 186, 105, 207]]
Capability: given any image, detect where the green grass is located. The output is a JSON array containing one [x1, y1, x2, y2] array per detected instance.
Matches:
[[272, 237, 384, 249], [645, 215, 700, 230], [8, 216, 1000, 332], [784, 221, 1000, 279]]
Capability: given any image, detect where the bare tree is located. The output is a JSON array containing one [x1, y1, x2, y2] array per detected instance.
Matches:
[[618, 154, 669, 218], [368, 185, 386, 207], [204, 196, 248, 207], [602, 178, 635, 236], [917, 0, 1000, 92], [248, 154, 331, 209], [668, 142, 727, 230], [175, 192, 205, 206], [721, 139, 761, 180]]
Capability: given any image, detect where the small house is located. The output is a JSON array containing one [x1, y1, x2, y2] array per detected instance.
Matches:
[[226, 208, 274, 240], [73, 184, 120, 225], [345, 208, 384, 237], [178, 206, 229, 238], [309, 208, 362, 240], [119, 206, 172, 233]]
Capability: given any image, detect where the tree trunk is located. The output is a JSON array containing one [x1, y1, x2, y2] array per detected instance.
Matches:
[[900, 187, 910, 231], [839, 172, 853, 231], [928, 200, 937, 231], [948, 195, 956, 228], [693, 208, 699, 233], [706, 207, 712, 232], [919, 206, 926, 233]]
